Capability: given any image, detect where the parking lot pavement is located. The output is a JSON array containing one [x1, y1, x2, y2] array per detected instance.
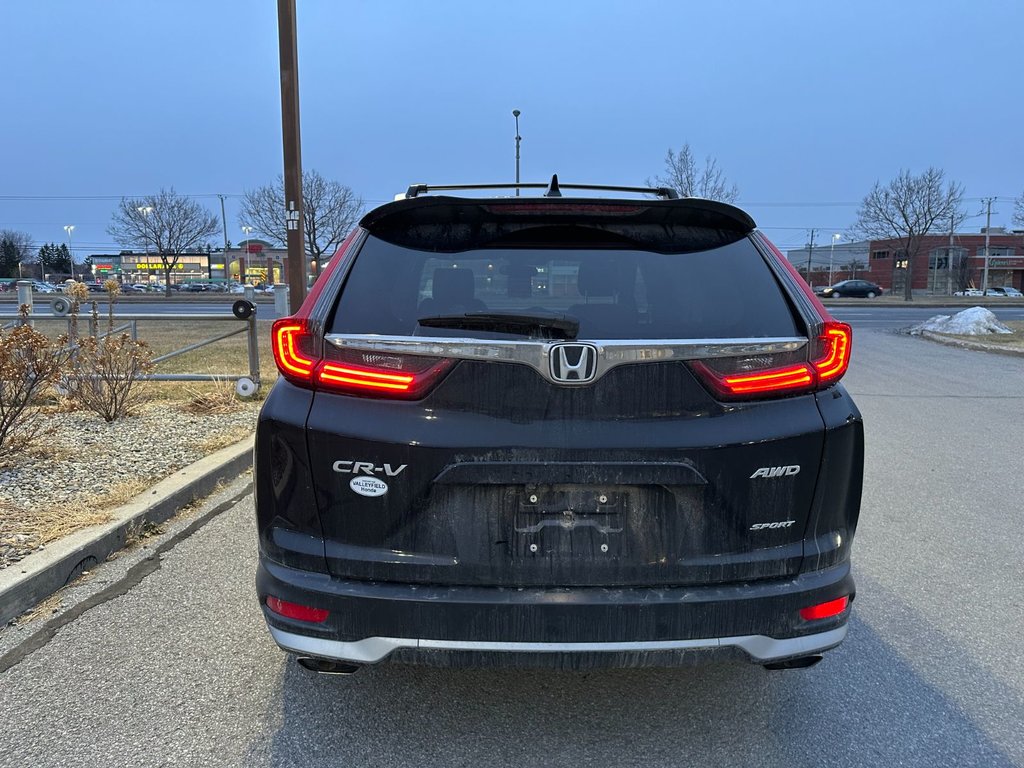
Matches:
[[0, 329, 1022, 768]]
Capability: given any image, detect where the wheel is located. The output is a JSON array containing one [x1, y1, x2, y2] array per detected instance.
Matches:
[[866, 291, 876, 298], [232, 299, 255, 320], [235, 377, 259, 398], [50, 296, 72, 316], [832, 292, 842, 298]]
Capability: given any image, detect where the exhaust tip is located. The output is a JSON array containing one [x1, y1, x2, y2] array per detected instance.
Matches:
[[763, 654, 824, 671], [296, 656, 362, 675]]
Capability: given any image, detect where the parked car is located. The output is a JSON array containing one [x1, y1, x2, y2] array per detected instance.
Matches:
[[819, 280, 882, 299], [31, 281, 57, 294], [254, 179, 863, 674], [953, 288, 983, 297], [987, 286, 1023, 298]]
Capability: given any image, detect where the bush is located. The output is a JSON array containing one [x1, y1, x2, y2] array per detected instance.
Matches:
[[72, 303, 155, 422], [0, 312, 71, 452]]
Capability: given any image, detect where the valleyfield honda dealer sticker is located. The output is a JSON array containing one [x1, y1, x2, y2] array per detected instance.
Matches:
[[350, 476, 388, 497]]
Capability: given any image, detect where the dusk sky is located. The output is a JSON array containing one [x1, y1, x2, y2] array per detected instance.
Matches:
[[3, 0, 1023, 260]]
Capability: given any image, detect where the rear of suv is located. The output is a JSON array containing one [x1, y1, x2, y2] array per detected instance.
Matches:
[[255, 179, 863, 672]]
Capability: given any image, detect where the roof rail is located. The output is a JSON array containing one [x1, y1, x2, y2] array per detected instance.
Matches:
[[399, 176, 679, 201]]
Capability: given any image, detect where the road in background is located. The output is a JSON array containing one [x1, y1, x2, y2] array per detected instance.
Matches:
[[0, 329, 1021, 767], [831, 305, 1024, 330]]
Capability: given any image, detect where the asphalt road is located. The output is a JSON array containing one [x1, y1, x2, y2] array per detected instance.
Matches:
[[830, 305, 1024, 330], [0, 330, 1023, 767]]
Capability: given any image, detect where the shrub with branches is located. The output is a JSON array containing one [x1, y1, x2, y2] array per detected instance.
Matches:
[[0, 309, 71, 452], [73, 302, 154, 422]]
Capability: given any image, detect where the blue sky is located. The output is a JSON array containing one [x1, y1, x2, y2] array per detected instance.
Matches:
[[3, 0, 1023, 259]]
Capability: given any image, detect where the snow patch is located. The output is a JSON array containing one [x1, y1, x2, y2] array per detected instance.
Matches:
[[909, 306, 1012, 335]]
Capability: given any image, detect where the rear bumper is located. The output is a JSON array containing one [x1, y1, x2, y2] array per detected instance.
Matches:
[[268, 624, 847, 666], [257, 556, 854, 667]]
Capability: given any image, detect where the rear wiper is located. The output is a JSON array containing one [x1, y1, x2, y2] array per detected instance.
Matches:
[[417, 311, 580, 339]]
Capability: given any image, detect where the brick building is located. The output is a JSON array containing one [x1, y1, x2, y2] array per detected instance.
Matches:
[[787, 229, 1024, 295]]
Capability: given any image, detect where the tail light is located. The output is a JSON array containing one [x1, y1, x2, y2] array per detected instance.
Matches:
[[265, 596, 329, 623], [799, 595, 850, 621], [271, 318, 454, 399], [690, 321, 852, 400]]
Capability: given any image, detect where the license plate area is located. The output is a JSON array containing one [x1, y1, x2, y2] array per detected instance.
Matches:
[[512, 484, 626, 558]]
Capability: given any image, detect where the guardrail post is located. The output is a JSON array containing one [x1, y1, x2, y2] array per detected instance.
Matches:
[[15, 280, 33, 326], [247, 313, 260, 387]]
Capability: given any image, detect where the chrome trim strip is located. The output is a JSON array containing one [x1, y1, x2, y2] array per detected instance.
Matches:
[[268, 625, 846, 665], [324, 334, 807, 385]]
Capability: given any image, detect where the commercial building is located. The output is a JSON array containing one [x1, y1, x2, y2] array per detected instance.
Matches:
[[786, 229, 1024, 294]]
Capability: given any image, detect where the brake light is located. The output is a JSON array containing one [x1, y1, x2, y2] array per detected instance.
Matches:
[[272, 321, 317, 382], [690, 321, 852, 400], [270, 318, 454, 398], [799, 595, 849, 621], [266, 596, 329, 623], [814, 323, 852, 384]]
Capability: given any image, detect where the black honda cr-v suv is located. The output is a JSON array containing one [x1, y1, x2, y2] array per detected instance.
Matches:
[[255, 178, 863, 672]]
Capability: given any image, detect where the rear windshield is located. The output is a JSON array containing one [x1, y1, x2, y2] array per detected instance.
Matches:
[[329, 235, 798, 339]]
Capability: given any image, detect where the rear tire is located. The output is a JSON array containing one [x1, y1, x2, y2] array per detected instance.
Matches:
[[866, 291, 876, 298]]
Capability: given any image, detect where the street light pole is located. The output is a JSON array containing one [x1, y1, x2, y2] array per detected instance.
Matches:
[[981, 197, 994, 296], [512, 109, 521, 196], [241, 225, 254, 284], [829, 233, 840, 285], [137, 206, 154, 287], [63, 225, 75, 281]]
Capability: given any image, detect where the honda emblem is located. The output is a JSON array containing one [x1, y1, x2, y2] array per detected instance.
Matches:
[[549, 343, 598, 384]]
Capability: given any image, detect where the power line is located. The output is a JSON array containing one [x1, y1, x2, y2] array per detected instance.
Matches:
[[0, 193, 245, 201]]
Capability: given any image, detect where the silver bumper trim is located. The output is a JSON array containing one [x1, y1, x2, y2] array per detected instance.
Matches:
[[324, 334, 807, 386], [268, 624, 847, 665]]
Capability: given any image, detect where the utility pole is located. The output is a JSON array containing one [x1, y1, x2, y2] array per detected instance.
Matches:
[[218, 194, 229, 253], [947, 214, 955, 296], [981, 197, 994, 296], [278, 0, 307, 311], [512, 109, 522, 196], [805, 229, 816, 286]]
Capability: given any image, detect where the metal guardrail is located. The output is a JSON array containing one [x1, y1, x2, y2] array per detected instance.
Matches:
[[1, 281, 263, 397]]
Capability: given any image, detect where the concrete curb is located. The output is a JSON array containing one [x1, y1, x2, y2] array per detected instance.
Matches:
[[917, 330, 1024, 357], [0, 436, 254, 626]]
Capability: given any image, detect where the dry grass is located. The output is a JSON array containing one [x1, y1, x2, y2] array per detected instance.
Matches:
[[198, 428, 253, 454], [942, 320, 1024, 348], [12, 590, 68, 626], [18, 478, 151, 545], [181, 380, 244, 415]]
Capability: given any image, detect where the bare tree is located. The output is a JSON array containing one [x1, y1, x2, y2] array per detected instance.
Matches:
[[852, 168, 965, 301], [239, 169, 363, 269], [841, 259, 866, 279], [107, 189, 220, 296], [1014, 192, 1024, 227], [648, 143, 739, 202], [0, 230, 34, 278]]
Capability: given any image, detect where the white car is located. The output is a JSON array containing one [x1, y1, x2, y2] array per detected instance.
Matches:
[[32, 281, 56, 294], [988, 286, 1023, 298], [953, 288, 983, 297]]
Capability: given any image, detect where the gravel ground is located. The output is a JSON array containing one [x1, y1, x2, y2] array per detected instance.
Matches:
[[0, 401, 258, 570]]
